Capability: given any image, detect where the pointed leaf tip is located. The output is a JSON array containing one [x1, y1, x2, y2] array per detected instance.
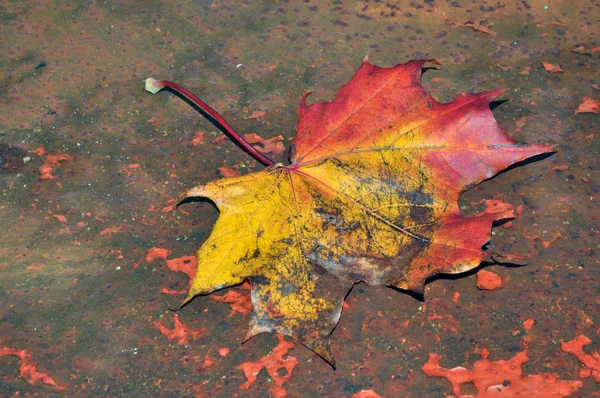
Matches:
[[145, 78, 164, 94], [174, 291, 196, 311], [299, 91, 313, 108]]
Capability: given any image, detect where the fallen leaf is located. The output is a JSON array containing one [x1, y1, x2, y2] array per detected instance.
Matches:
[[542, 62, 564, 73], [574, 97, 600, 115], [237, 334, 299, 398], [561, 335, 600, 382], [161, 60, 553, 364], [422, 349, 583, 397], [476, 269, 503, 290]]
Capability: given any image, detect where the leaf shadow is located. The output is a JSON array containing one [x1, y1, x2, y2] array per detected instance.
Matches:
[[388, 285, 425, 302], [177, 195, 219, 211], [489, 98, 508, 111], [423, 257, 527, 288], [498, 151, 555, 175], [388, 247, 530, 303]]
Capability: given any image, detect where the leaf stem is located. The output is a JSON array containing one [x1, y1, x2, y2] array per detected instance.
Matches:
[[145, 78, 275, 167]]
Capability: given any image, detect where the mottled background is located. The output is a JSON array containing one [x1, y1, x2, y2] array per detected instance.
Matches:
[[1, 0, 598, 396]]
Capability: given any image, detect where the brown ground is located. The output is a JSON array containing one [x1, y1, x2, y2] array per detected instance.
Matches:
[[1, 0, 598, 397]]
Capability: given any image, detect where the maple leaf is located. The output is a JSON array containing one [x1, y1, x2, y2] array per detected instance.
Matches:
[[145, 59, 552, 365]]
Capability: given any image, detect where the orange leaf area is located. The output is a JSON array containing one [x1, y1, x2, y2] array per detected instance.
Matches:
[[210, 281, 252, 315], [422, 349, 583, 397], [180, 59, 552, 364], [476, 269, 503, 290], [0, 346, 64, 389], [30, 147, 74, 179], [561, 335, 600, 382], [237, 334, 299, 398], [574, 97, 600, 115], [153, 314, 204, 345]]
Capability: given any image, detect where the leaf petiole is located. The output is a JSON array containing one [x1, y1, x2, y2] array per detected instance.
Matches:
[[144, 78, 275, 167]]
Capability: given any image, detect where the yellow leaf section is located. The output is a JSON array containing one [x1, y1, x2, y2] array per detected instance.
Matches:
[[183, 167, 351, 362], [291, 143, 443, 286], [183, 170, 285, 295]]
